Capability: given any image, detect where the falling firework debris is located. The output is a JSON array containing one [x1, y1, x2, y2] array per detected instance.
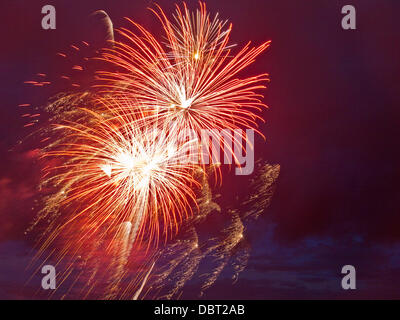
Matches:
[[22, 2, 279, 299]]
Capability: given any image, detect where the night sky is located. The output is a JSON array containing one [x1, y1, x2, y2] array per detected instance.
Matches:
[[1, 0, 400, 299]]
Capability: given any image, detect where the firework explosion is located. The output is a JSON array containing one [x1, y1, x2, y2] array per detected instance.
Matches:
[[96, 2, 271, 162], [23, 2, 278, 299]]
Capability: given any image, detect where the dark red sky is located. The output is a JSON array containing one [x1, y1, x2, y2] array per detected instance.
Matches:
[[1, 0, 400, 299]]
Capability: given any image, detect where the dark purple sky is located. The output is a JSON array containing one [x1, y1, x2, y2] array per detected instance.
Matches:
[[1, 0, 400, 299]]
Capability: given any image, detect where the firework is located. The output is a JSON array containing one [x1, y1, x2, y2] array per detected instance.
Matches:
[[25, 1, 273, 299], [39, 97, 198, 250], [96, 2, 270, 163]]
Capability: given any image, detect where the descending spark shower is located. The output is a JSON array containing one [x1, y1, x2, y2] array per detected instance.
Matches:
[[24, 2, 280, 299]]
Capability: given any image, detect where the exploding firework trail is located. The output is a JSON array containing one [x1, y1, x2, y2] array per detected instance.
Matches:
[[25, 2, 274, 299]]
